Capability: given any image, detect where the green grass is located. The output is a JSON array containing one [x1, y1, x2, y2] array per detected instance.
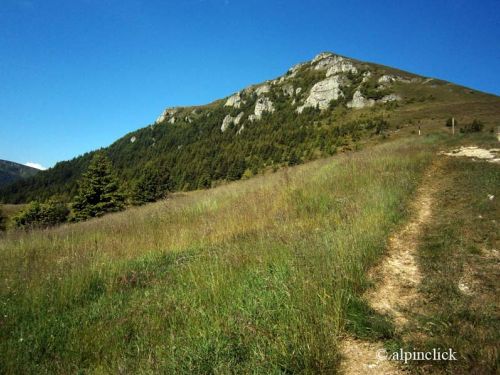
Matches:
[[401, 139, 499, 374], [1, 136, 438, 373]]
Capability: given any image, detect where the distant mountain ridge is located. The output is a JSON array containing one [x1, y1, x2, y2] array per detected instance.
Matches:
[[1, 51, 499, 203], [0, 160, 40, 188]]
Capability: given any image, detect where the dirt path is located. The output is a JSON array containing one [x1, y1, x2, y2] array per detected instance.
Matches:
[[367, 161, 439, 327], [339, 160, 441, 374], [339, 337, 404, 375]]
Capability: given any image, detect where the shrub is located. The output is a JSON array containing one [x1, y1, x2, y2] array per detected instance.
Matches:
[[359, 80, 390, 100], [14, 201, 69, 229], [460, 119, 484, 133], [362, 117, 389, 135]]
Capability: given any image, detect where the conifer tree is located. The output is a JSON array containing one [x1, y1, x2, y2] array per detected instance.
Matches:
[[0, 207, 5, 231], [72, 153, 124, 220], [131, 166, 169, 204]]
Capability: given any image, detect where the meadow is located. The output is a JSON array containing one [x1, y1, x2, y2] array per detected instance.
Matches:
[[1, 135, 439, 373]]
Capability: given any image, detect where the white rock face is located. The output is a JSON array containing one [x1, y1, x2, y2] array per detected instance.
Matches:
[[221, 115, 233, 132], [312, 53, 358, 76], [347, 90, 375, 109], [378, 74, 396, 84], [237, 125, 244, 135], [378, 74, 411, 84], [295, 87, 302, 95], [254, 97, 275, 119], [225, 92, 243, 108], [314, 56, 337, 70], [130, 136, 136, 143], [155, 108, 178, 123], [325, 59, 358, 76], [362, 71, 372, 83], [255, 84, 270, 96], [283, 84, 294, 96], [287, 62, 304, 78], [311, 52, 334, 64], [380, 93, 402, 103], [221, 112, 245, 132], [168, 117, 176, 124], [248, 114, 257, 122], [234, 112, 244, 125], [297, 75, 347, 112]]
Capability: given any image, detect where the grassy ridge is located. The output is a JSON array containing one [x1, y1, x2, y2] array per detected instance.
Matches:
[[0, 137, 436, 373]]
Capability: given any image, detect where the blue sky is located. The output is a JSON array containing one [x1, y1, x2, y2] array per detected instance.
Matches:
[[1, 0, 499, 169]]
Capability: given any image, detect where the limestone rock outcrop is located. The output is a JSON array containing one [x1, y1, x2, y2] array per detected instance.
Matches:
[[234, 112, 244, 125], [255, 84, 270, 96], [380, 93, 402, 103], [312, 53, 358, 76], [221, 115, 233, 132], [297, 75, 347, 112], [254, 97, 275, 119], [378, 74, 411, 84], [311, 52, 334, 64], [347, 90, 375, 109], [283, 84, 294, 96], [155, 108, 178, 124], [362, 71, 372, 83], [225, 92, 243, 108], [325, 59, 358, 76], [287, 62, 304, 78], [221, 112, 245, 132], [378, 75, 396, 84]]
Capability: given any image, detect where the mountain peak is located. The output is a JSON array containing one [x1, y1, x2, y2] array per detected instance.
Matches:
[[3, 52, 498, 204], [311, 51, 337, 63]]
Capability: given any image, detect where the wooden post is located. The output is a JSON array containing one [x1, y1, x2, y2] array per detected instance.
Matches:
[[452, 117, 455, 135]]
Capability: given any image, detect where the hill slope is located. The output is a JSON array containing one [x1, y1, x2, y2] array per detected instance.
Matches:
[[0, 160, 39, 188], [0, 135, 437, 373], [3, 132, 497, 373], [1, 51, 499, 203]]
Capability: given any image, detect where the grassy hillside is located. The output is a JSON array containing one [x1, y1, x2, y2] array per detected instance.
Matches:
[[0, 160, 39, 188], [403, 135, 499, 374], [0, 135, 436, 373], [2, 52, 499, 204]]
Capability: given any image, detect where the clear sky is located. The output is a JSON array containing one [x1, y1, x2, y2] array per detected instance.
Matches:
[[1, 0, 499, 169]]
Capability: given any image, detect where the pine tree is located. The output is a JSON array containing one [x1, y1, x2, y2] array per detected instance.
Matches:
[[131, 166, 170, 204], [72, 153, 125, 220], [0, 207, 5, 231]]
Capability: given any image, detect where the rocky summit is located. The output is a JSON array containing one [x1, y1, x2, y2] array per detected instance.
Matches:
[[156, 52, 417, 131]]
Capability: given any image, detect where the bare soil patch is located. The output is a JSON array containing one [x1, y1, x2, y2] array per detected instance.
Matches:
[[339, 338, 405, 375], [440, 146, 500, 163]]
